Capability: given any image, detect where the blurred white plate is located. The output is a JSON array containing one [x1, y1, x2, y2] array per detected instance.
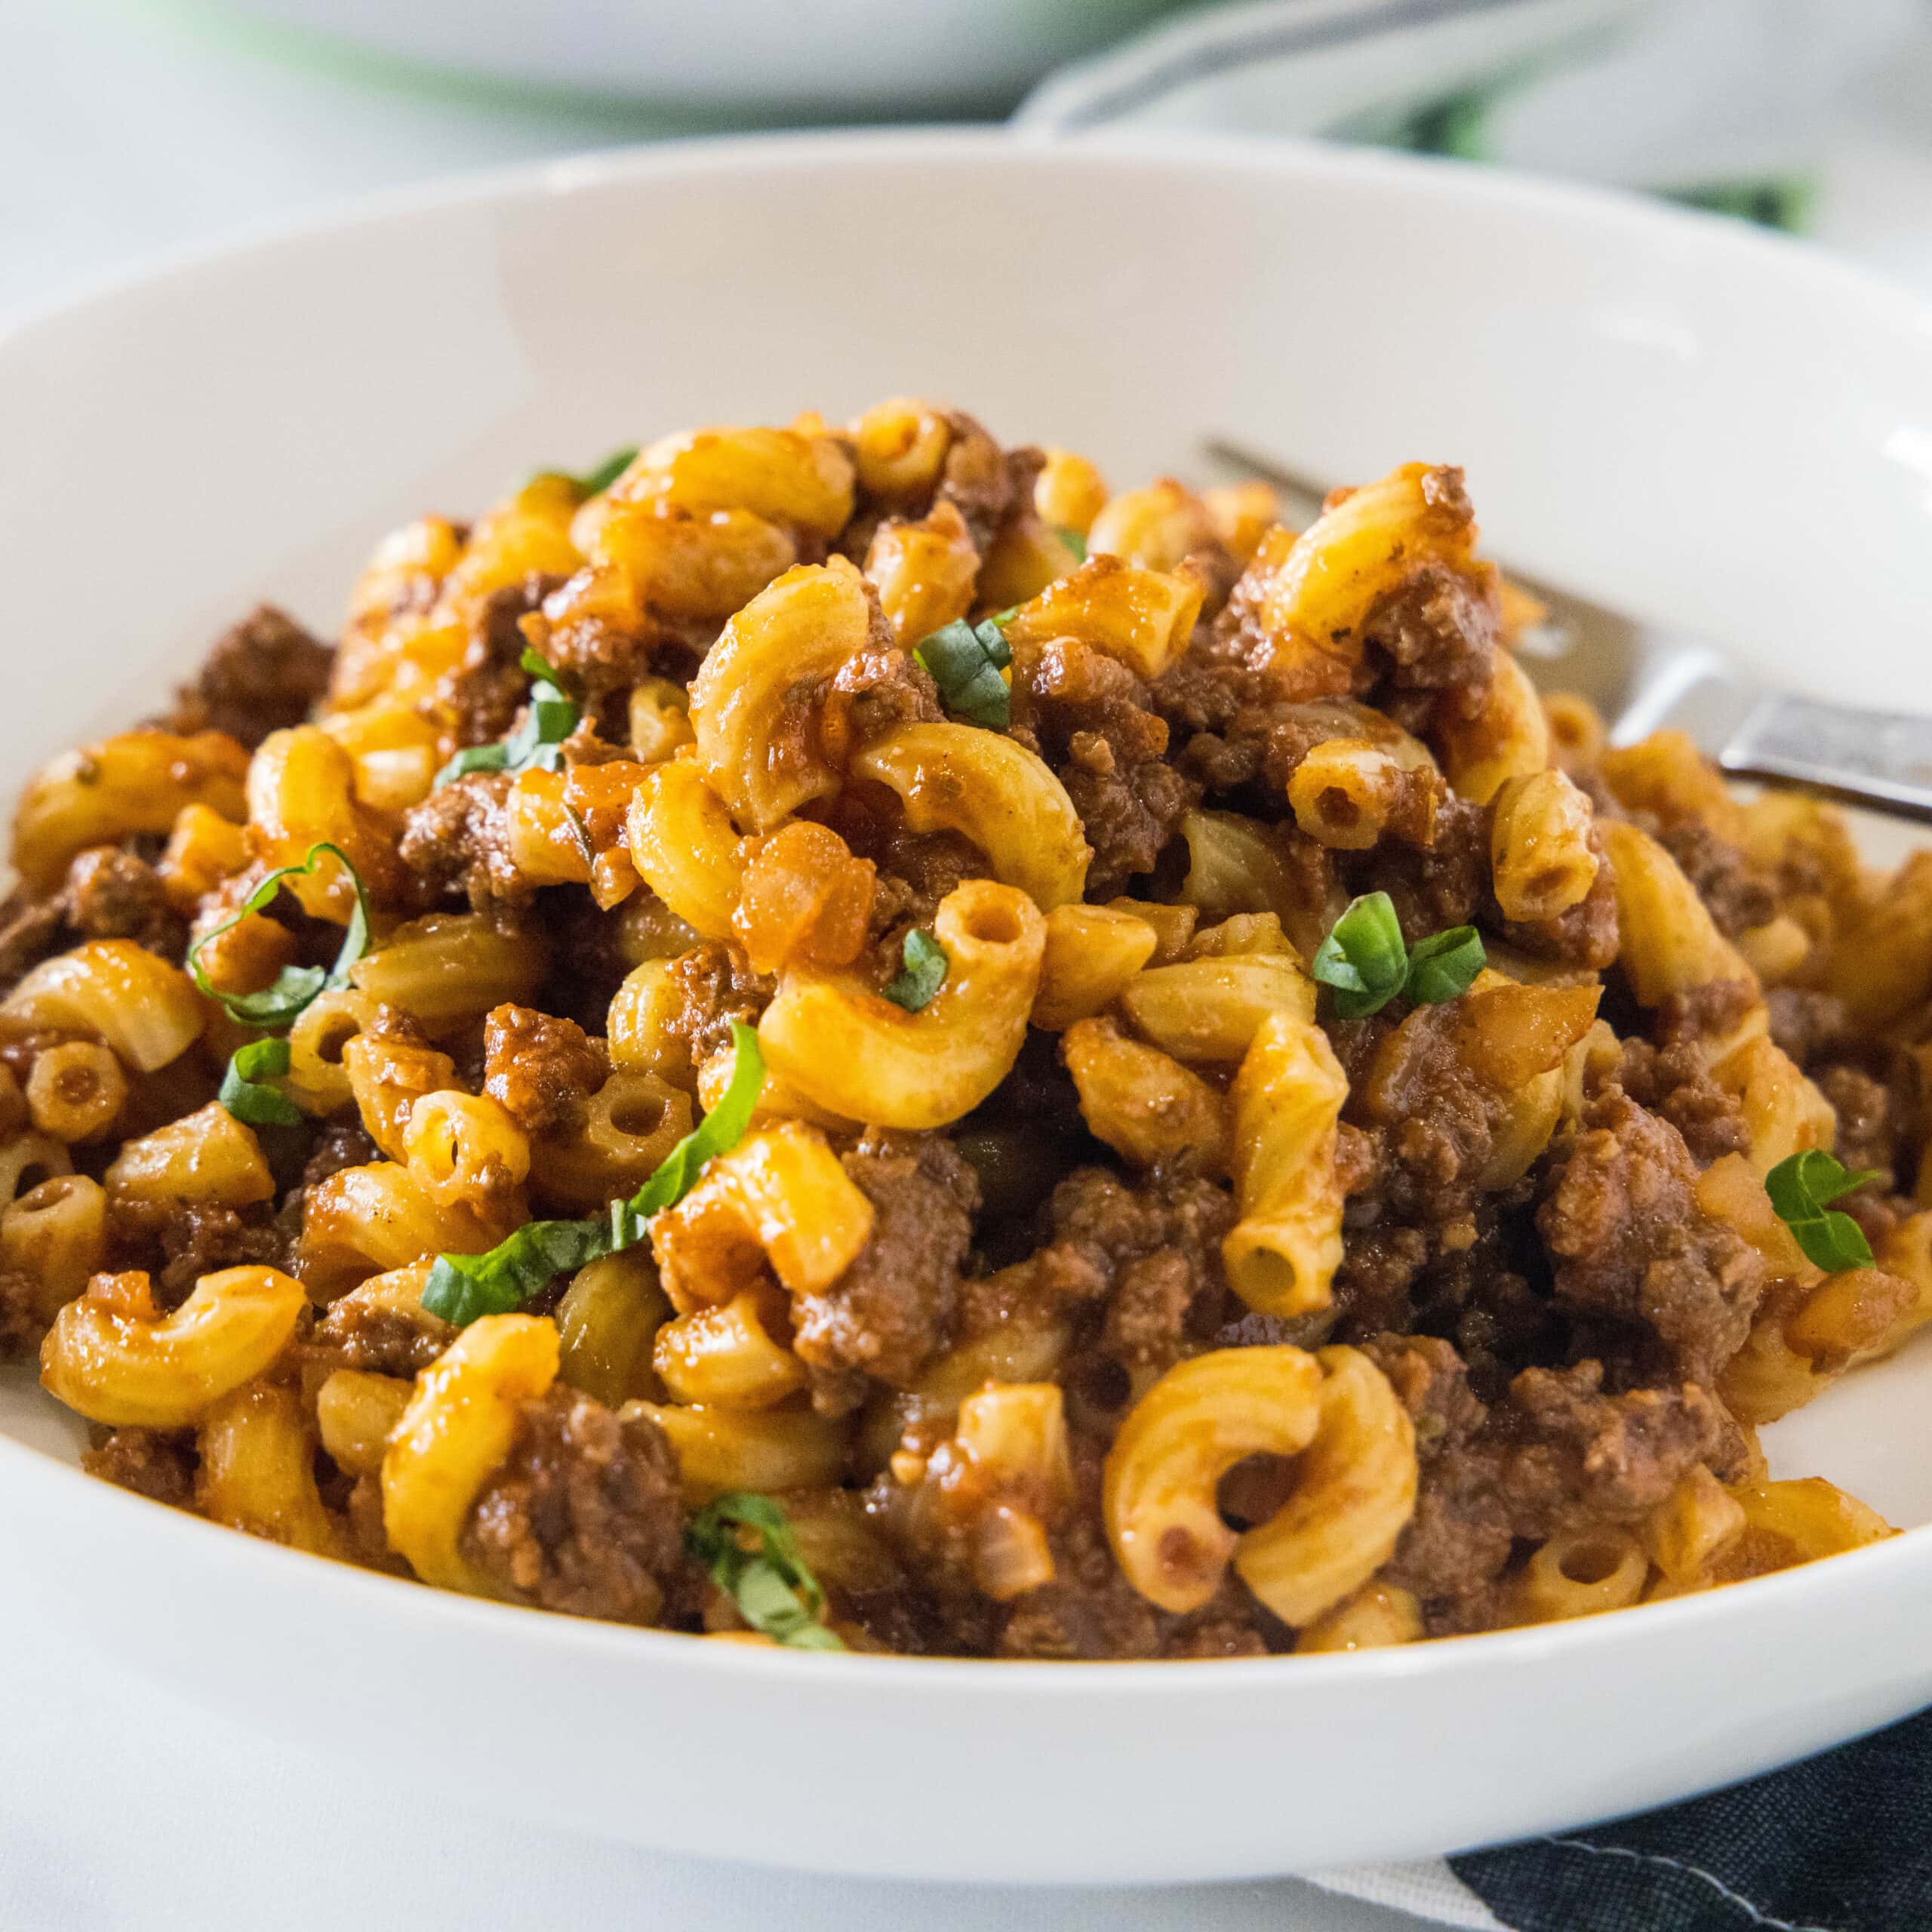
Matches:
[[2, 129, 1931, 1886], [202, 0, 1191, 112]]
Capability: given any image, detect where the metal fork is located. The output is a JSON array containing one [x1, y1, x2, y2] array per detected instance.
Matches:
[[1202, 440, 1932, 823]]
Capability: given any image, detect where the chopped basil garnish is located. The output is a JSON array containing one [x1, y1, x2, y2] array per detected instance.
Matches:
[[1311, 891, 1485, 1019], [881, 929, 947, 1012], [1765, 1149, 1882, 1273], [1404, 925, 1487, 1006], [1058, 526, 1088, 562], [685, 1493, 844, 1651], [914, 614, 1014, 731], [433, 645, 580, 792], [533, 445, 638, 498], [420, 1022, 765, 1326], [218, 1036, 303, 1129], [186, 842, 374, 1030]]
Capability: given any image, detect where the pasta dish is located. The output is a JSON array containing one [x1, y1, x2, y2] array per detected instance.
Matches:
[[1, 402, 1919, 1657]]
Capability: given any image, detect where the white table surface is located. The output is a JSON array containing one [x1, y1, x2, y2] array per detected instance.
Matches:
[[5, 4, 1930, 1927]]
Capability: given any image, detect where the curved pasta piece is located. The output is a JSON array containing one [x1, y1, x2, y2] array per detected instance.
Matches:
[[1086, 480, 1218, 574], [1224, 462, 1491, 700], [106, 1102, 275, 1208], [41, 1266, 307, 1427], [613, 425, 855, 538], [851, 722, 1091, 912], [1103, 1345, 1321, 1614], [1032, 903, 1160, 1032], [197, 1381, 343, 1558], [758, 880, 1046, 1131], [297, 1161, 508, 1299], [623, 1397, 849, 1504], [1119, 954, 1317, 1064], [382, 1312, 560, 1595], [1223, 1010, 1349, 1317], [1437, 653, 1550, 806], [1489, 768, 1600, 919], [1061, 1017, 1229, 1172], [688, 558, 872, 832], [654, 1290, 808, 1410], [246, 725, 401, 916], [625, 758, 746, 940], [1598, 820, 1756, 1005], [13, 730, 250, 894], [1104, 1345, 1414, 1627], [3, 940, 205, 1072], [651, 1122, 875, 1311], [1004, 554, 1205, 683], [1233, 1346, 1419, 1625]]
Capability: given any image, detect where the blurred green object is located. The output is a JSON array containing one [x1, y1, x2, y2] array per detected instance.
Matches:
[[1382, 75, 1815, 233]]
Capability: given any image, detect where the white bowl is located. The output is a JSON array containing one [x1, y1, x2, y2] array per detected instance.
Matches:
[[3, 130, 1932, 1887]]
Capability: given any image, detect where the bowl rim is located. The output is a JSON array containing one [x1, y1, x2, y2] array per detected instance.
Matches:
[[4, 1421, 1927, 1691], [4, 122, 1928, 353], [5, 121, 1930, 1697]]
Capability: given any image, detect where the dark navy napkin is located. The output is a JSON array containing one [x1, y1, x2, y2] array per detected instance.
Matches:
[[1450, 1707, 1932, 1930]]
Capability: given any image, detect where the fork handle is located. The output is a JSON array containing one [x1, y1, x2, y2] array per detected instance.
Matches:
[[1721, 694, 1932, 824]]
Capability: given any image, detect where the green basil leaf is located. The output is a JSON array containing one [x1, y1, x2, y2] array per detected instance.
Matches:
[[915, 617, 1011, 731], [433, 741, 511, 790], [218, 1036, 303, 1128], [1311, 891, 1410, 1020], [881, 930, 947, 1012], [569, 445, 639, 498], [424, 1023, 766, 1326], [1787, 1209, 1875, 1275], [611, 1020, 766, 1239], [685, 1492, 844, 1651], [1058, 526, 1088, 563], [186, 842, 374, 1030], [1404, 925, 1486, 1006], [420, 1217, 616, 1327], [1764, 1149, 1884, 1272], [1765, 1148, 1881, 1223]]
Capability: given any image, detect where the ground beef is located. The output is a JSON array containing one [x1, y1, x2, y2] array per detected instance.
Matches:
[[657, 942, 771, 1075], [64, 847, 184, 952], [1539, 1091, 1764, 1384], [441, 576, 565, 749], [0, 1268, 38, 1360], [1011, 636, 1198, 896], [483, 1003, 608, 1136], [1767, 987, 1854, 1069], [1366, 1337, 1723, 1629], [983, 1166, 1237, 1381], [83, 1426, 199, 1507], [460, 1386, 688, 1625], [1359, 552, 1500, 717], [791, 1135, 979, 1407], [932, 414, 1017, 550], [398, 771, 527, 911], [1352, 796, 1486, 942], [1646, 811, 1776, 938], [1816, 1064, 1908, 1187], [165, 605, 333, 749], [301, 1116, 380, 1191], [106, 1198, 290, 1309], [0, 891, 66, 993], [822, 641, 941, 757], [1616, 1035, 1751, 1168], [0, 847, 187, 996], [310, 1291, 454, 1379]]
